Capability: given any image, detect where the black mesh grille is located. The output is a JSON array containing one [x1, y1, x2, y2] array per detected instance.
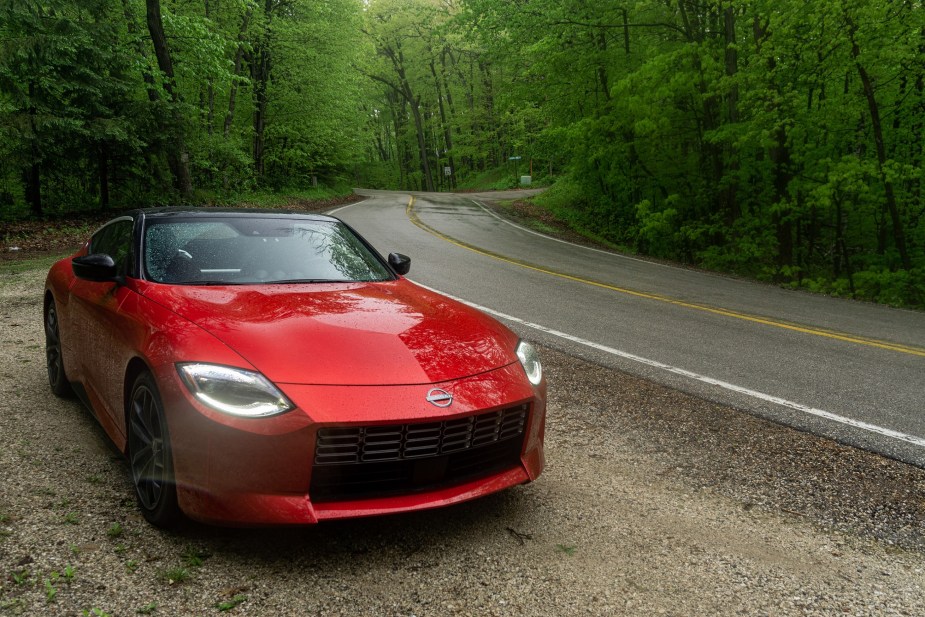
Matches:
[[310, 404, 529, 502]]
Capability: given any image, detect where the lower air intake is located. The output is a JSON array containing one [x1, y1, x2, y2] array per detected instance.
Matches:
[[310, 404, 529, 502]]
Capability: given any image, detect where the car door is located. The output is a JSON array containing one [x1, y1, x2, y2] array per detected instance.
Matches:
[[68, 217, 140, 443]]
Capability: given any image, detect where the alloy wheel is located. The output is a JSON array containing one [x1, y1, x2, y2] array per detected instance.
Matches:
[[45, 303, 68, 395], [129, 384, 168, 511]]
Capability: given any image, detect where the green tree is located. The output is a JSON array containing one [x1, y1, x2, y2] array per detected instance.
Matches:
[[0, 0, 143, 215]]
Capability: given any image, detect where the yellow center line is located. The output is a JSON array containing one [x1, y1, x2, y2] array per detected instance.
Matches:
[[406, 197, 925, 358]]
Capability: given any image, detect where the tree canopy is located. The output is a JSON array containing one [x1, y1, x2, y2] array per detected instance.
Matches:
[[0, 0, 367, 214], [359, 0, 925, 305], [1, 0, 922, 305]]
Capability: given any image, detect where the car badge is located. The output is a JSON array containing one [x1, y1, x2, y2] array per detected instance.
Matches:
[[426, 388, 453, 408]]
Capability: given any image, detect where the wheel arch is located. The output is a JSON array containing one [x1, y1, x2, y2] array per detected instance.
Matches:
[[44, 289, 59, 323], [123, 357, 154, 452]]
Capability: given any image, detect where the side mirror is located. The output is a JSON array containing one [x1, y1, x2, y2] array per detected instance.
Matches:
[[388, 252, 411, 276], [72, 254, 118, 282]]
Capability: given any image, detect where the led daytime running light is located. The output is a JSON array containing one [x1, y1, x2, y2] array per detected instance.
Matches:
[[516, 340, 543, 386], [177, 363, 292, 418]]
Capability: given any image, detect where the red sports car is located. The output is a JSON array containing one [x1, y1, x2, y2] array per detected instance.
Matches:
[[44, 208, 546, 526]]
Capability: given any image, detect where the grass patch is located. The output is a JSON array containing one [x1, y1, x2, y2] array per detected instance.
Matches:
[[181, 546, 211, 569], [107, 523, 123, 538], [216, 594, 247, 612], [158, 566, 190, 585], [527, 179, 627, 251], [555, 544, 578, 556], [10, 568, 30, 585], [456, 166, 519, 191], [0, 253, 67, 277], [44, 578, 57, 602], [456, 164, 555, 192]]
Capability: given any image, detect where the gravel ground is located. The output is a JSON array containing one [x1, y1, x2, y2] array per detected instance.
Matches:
[[1, 264, 924, 616]]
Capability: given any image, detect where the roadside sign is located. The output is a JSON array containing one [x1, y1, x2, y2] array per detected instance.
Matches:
[[444, 166, 452, 176], [509, 156, 522, 160]]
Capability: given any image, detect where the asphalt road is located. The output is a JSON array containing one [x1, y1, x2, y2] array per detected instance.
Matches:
[[337, 189, 925, 467]]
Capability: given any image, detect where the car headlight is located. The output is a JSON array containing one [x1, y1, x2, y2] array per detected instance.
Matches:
[[176, 363, 293, 417], [516, 340, 543, 386]]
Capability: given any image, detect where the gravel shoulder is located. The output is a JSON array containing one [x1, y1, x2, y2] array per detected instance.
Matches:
[[1, 264, 924, 616]]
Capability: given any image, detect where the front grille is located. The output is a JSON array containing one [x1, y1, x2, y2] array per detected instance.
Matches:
[[310, 404, 529, 502]]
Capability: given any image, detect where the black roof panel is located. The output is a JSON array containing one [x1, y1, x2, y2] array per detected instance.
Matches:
[[135, 206, 337, 222]]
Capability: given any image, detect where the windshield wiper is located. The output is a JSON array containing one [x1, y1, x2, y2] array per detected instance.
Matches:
[[267, 279, 355, 284], [175, 280, 246, 286]]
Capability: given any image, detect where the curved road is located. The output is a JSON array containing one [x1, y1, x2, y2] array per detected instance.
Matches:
[[335, 189, 925, 467]]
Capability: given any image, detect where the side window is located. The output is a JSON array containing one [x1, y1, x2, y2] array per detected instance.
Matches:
[[90, 219, 134, 277]]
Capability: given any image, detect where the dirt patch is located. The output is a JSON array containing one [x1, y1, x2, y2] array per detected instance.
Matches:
[[0, 215, 108, 261], [1, 266, 924, 616]]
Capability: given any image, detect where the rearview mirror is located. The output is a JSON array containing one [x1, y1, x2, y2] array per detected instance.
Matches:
[[72, 254, 118, 282], [388, 252, 411, 276]]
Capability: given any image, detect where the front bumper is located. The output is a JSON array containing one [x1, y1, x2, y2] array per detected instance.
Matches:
[[158, 362, 546, 525]]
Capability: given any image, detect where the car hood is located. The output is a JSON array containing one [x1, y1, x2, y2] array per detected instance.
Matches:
[[139, 279, 519, 385]]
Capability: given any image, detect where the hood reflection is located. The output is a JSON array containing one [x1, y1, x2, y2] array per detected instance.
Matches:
[[141, 280, 516, 385]]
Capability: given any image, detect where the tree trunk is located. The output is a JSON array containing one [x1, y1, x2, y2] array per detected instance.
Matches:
[[252, 0, 275, 180], [622, 8, 630, 54], [755, 15, 791, 273], [440, 48, 459, 183], [378, 42, 434, 191], [145, 0, 193, 200], [121, 0, 159, 103], [722, 3, 740, 224], [26, 81, 42, 217], [408, 98, 433, 191], [595, 29, 610, 104], [98, 144, 110, 209], [479, 61, 497, 168], [724, 5, 738, 124], [206, 81, 214, 136], [846, 15, 911, 270], [912, 27, 924, 211], [253, 51, 269, 177], [430, 58, 455, 189], [203, 0, 214, 137], [224, 8, 252, 138]]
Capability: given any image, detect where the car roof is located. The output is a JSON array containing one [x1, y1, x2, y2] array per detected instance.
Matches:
[[133, 206, 339, 223]]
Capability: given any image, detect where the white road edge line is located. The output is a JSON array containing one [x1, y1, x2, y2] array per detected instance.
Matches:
[[469, 199, 676, 269], [327, 198, 370, 216], [413, 280, 925, 449]]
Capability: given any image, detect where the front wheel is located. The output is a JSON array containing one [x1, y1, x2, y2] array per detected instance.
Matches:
[[45, 300, 72, 398], [128, 371, 180, 527]]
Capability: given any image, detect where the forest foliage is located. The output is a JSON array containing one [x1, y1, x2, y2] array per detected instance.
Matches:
[[1, 0, 923, 306], [0, 0, 367, 214]]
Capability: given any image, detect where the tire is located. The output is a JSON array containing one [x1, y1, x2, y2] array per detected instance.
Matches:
[[128, 371, 181, 527], [44, 300, 73, 398]]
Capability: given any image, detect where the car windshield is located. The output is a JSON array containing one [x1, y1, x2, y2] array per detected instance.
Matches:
[[143, 217, 393, 285]]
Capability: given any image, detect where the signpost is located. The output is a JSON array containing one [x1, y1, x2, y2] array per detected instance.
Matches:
[[509, 155, 522, 184], [509, 156, 531, 185]]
